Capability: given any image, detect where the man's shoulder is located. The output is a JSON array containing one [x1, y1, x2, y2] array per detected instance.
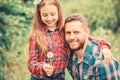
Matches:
[[84, 40, 101, 65], [94, 57, 119, 71], [94, 58, 120, 79]]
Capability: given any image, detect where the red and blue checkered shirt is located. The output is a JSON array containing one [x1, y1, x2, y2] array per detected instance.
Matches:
[[28, 27, 68, 76], [67, 40, 120, 80], [28, 27, 111, 76]]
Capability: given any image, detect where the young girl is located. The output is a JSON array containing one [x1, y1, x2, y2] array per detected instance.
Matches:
[[28, 0, 112, 80]]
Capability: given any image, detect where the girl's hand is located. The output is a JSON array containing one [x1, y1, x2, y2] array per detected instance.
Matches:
[[42, 63, 54, 76], [99, 48, 113, 64]]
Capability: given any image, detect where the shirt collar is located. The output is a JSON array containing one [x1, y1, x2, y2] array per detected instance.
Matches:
[[71, 40, 93, 65], [43, 26, 59, 33]]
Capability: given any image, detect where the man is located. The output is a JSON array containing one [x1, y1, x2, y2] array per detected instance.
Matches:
[[62, 13, 120, 80]]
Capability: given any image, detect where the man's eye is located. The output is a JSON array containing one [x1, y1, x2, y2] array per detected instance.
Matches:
[[74, 31, 79, 34], [65, 32, 70, 35]]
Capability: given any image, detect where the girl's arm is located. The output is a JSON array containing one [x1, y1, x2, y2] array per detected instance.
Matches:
[[28, 34, 45, 75], [89, 36, 112, 64]]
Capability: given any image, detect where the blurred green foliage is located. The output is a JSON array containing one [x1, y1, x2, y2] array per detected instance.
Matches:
[[0, 0, 34, 79], [0, 0, 120, 80], [61, 0, 120, 32]]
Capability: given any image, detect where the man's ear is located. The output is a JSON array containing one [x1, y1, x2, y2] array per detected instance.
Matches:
[[85, 27, 89, 34]]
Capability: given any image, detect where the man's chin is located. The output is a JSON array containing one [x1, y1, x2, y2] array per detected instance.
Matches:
[[71, 48, 79, 51], [70, 45, 84, 51], [70, 47, 79, 51]]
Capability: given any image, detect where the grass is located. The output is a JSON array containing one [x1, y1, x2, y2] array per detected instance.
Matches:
[[65, 69, 72, 80]]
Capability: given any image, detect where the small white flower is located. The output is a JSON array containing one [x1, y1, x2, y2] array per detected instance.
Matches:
[[47, 52, 54, 65], [33, 0, 42, 5], [47, 52, 54, 59]]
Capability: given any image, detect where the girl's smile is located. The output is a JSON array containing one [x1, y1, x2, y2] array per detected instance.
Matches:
[[40, 5, 58, 31]]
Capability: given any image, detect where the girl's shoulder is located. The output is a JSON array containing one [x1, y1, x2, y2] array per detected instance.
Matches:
[[30, 33, 37, 41]]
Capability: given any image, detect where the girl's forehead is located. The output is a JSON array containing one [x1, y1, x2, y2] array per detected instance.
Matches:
[[40, 5, 58, 15], [40, 1, 57, 9], [40, 4, 57, 11], [41, 0, 56, 5]]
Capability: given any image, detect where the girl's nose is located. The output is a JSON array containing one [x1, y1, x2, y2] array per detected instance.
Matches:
[[47, 15, 52, 21]]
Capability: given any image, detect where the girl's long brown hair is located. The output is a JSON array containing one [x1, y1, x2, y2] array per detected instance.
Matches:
[[29, 0, 63, 55]]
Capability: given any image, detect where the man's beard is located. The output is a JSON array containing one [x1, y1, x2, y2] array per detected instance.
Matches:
[[68, 40, 85, 51]]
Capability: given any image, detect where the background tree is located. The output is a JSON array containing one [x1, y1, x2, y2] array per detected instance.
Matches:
[[113, 0, 120, 32], [0, 0, 34, 79]]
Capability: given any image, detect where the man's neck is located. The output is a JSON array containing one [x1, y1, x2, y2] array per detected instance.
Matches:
[[74, 38, 88, 62]]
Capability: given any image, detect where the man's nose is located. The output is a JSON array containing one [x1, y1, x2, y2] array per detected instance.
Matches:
[[69, 33, 75, 40]]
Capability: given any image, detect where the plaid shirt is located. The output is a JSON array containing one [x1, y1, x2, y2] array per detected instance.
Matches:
[[28, 26, 111, 77], [28, 27, 68, 76], [68, 40, 120, 80]]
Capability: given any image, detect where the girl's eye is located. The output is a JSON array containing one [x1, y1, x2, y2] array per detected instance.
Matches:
[[42, 13, 48, 17], [51, 12, 56, 16]]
